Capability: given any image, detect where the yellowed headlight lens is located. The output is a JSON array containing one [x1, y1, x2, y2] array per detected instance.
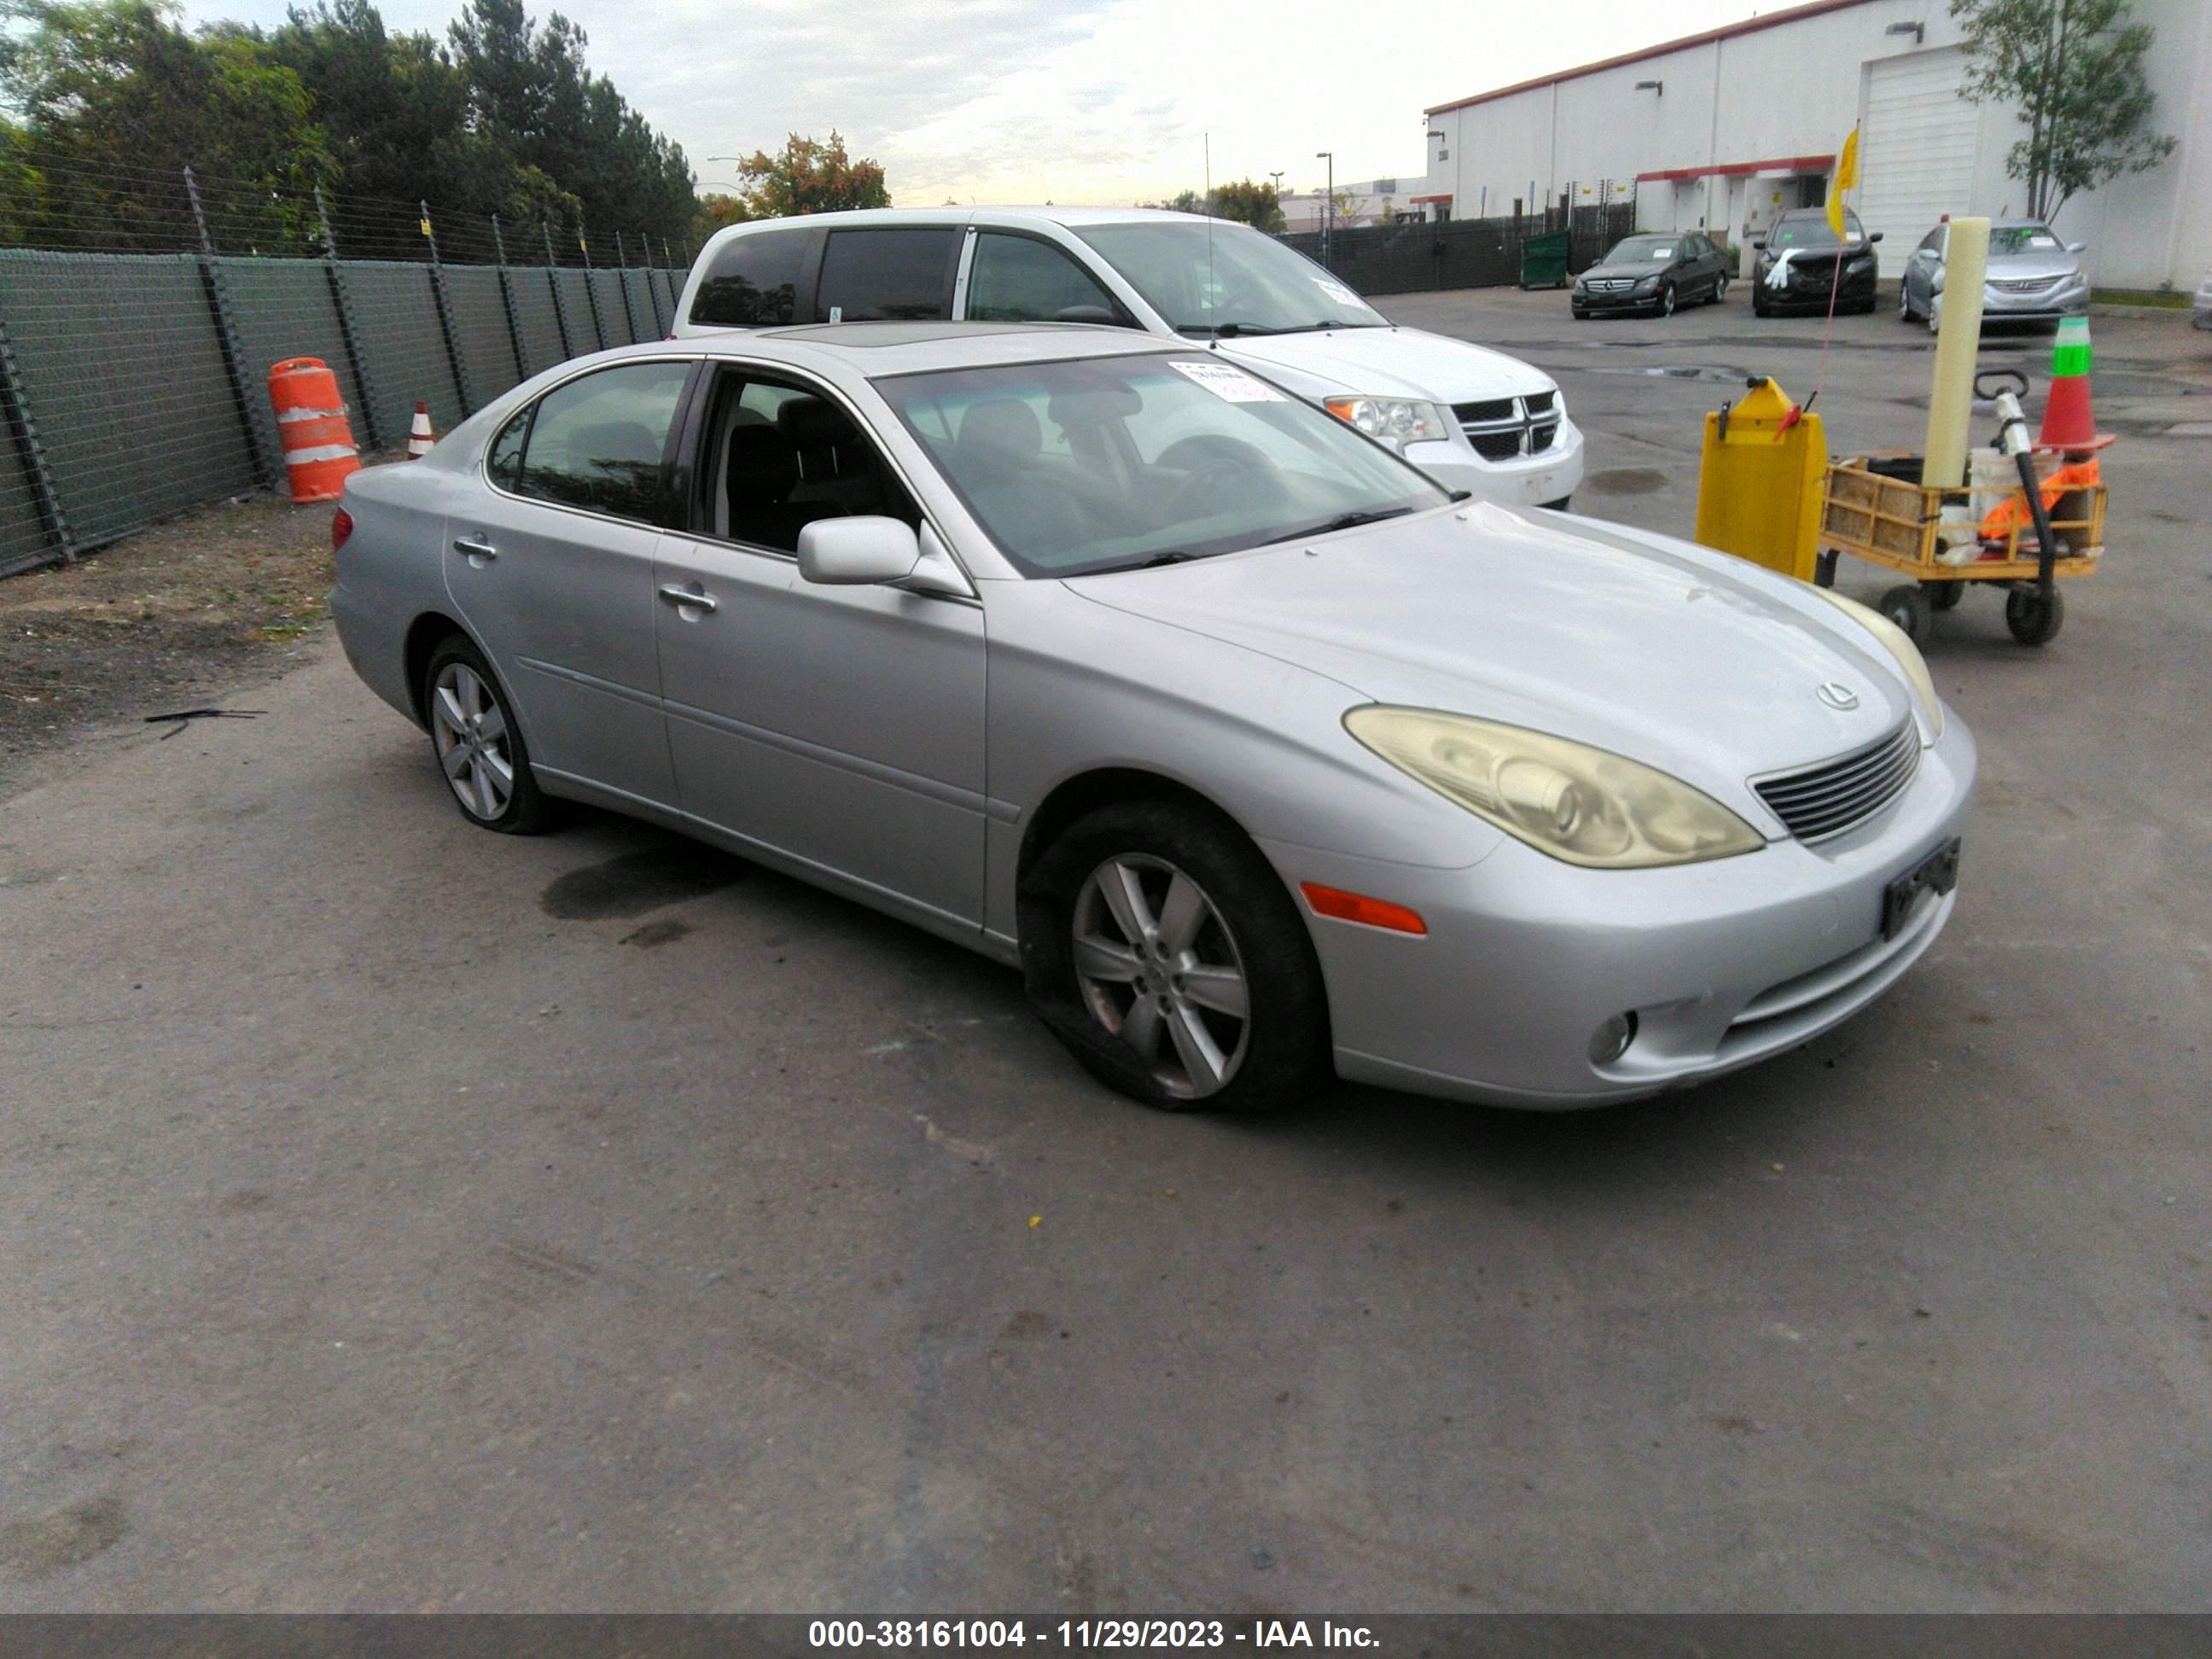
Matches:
[[1807, 585, 1945, 742], [1344, 707, 1765, 870]]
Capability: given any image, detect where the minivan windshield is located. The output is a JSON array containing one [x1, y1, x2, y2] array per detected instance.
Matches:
[[875, 352, 1447, 577], [1074, 221, 1388, 337]]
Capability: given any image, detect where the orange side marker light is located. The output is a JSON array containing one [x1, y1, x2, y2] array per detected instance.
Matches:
[[1300, 882, 1427, 935]]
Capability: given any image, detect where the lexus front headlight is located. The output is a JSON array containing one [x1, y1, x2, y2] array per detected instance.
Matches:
[[1344, 707, 1765, 869], [1806, 586, 1945, 742], [1322, 395, 1454, 451]]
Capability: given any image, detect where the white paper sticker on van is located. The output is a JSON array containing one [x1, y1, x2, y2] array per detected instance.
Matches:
[[1169, 360, 1287, 402], [1313, 277, 1376, 311]]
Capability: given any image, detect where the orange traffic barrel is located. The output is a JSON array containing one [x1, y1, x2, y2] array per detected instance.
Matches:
[[266, 357, 360, 503]]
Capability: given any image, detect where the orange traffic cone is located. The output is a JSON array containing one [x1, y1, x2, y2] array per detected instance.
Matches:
[[405, 401, 436, 460], [2035, 316, 2113, 452]]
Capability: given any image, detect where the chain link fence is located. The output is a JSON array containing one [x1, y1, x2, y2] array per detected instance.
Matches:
[[0, 161, 692, 578], [1277, 196, 1642, 296]]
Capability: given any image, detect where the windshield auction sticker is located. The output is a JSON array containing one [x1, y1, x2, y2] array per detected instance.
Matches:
[[1169, 360, 1288, 402], [1312, 276, 1378, 311]]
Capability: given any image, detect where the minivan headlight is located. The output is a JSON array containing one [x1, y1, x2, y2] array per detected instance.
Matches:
[[1344, 707, 1766, 869], [1322, 396, 1453, 450], [1806, 586, 1945, 742]]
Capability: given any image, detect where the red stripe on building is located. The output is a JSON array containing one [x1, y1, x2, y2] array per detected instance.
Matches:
[[1637, 154, 1837, 183]]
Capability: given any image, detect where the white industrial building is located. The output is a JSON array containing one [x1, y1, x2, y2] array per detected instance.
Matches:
[[1417, 0, 2211, 289]]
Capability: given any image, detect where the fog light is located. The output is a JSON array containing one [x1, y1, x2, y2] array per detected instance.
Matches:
[[1589, 1011, 1638, 1067]]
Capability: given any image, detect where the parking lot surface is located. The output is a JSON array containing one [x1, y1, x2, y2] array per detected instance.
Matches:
[[3, 288, 2207, 1612]]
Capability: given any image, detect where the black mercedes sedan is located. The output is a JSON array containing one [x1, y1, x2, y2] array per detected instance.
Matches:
[[1752, 210, 1882, 317], [1571, 232, 1733, 318]]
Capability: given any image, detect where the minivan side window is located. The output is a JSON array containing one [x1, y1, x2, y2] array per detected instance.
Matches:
[[814, 228, 961, 322], [691, 226, 808, 327], [508, 360, 692, 521], [966, 232, 1123, 323]]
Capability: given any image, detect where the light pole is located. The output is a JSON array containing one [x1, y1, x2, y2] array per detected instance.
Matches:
[[1315, 150, 1333, 266]]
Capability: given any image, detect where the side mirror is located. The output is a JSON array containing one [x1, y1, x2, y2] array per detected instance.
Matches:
[[1752, 238, 1767, 252], [1052, 304, 1121, 326], [2066, 241, 2087, 254], [796, 516, 920, 585], [1869, 230, 1884, 243]]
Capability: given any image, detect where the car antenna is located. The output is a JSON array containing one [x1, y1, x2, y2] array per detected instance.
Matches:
[[1204, 132, 1218, 351]]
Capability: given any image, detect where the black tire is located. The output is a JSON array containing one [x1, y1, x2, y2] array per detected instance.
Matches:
[[1924, 579, 1966, 612], [1712, 274, 1730, 305], [422, 635, 558, 834], [1877, 583, 1933, 642], [2005, 585, 2064, 645], [1017, 800, 1330, 1114], [1753, 291, 1771, 318], [1659, 282, 1676, 318], [1572, 306, 1591, 320]]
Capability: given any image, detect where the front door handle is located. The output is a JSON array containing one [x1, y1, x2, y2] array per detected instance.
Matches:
[[453, 535, 498, 566], [658, 582, 718, 614]]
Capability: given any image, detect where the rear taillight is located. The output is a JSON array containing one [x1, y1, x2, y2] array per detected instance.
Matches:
[[331, 507, 353, 550]]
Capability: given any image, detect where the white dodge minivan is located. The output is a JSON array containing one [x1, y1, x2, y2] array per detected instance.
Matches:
[[672, 207, 1582, 509]]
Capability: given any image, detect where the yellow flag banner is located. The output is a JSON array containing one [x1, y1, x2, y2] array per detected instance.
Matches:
[[1826, 126, 1860, 241]]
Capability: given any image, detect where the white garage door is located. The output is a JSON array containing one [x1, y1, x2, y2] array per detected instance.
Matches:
[[1855, 49, 1978, 277]]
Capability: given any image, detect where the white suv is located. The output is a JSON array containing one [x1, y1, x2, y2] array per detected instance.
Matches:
[[672, 207, 1583, 509]]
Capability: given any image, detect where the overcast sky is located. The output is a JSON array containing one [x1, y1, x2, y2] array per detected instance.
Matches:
[[181, 0, 1770, 206]]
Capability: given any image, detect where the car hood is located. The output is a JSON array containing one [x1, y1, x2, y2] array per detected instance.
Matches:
[[1580, 259, 1670, 283], [1758, 244, 1870, 270], [1217, 326, 1556, 404], [1984, 251, 2081, 282], [1067, 504, 1915, 801]]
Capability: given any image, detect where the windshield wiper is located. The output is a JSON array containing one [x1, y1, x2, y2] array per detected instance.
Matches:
[[1089, 550, 1202, 574], [1263, 508, 1415, 544]]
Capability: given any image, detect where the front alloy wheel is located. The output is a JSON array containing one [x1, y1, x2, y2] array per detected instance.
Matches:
[[1018, 800, 1330, 1113], [1659, 283, 1676, 318], [1072, 854, 1249, 1101]]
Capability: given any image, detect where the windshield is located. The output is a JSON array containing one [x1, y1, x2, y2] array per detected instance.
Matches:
[[1074, 221, 1387, 335], [875, 352, 1448, 577], [1990, 225, 2064, 255], [1769, 213, 1865, 251], [1601, 236, 1679, 264]]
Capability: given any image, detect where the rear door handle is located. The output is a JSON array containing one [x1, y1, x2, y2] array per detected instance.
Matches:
[[452, 536, 498, 565], [658, 582, 718, 614]]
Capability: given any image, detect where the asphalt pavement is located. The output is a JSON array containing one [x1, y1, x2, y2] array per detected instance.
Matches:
[[3, 288, 2207, 1613]]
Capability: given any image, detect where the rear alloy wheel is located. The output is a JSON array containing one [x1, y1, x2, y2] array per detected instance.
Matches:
[[2005, 585, 2064, 646], [424, 637, 556, 834], [1713, 274, 1730, 304], [1877, 583, 1933, 642], [1659, 282, 1677, 318], [1019, 801, 1329, 1113]]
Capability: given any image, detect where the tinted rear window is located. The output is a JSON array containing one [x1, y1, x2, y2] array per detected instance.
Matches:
[[815, 228, 960, 322], [690, 226, 809, 327]]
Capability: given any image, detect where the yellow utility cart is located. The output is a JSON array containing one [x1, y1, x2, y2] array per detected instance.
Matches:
[[1813, 370, 2106, 648]]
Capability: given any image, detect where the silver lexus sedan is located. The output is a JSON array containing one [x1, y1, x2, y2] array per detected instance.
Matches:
[[331, 323, 1975, 1113]]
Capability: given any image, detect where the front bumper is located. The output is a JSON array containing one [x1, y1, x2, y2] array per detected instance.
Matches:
[[1573, 288, 1664, 314], [1404, 417, 1585, 510], [1265, 710, 1976, 1109], [1980, 282, 2090, 324], [1758, 269, 1877, 311]]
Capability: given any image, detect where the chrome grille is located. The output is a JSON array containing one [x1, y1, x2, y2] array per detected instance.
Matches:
[[1990, 276, 2060, 294], [1754, 723, 1920, 842], [1452, 394, 1562, 465], [1589, 278, 1633, 292]]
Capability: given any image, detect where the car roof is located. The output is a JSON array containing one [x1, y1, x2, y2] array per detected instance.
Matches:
[[592, 319, 1183, 378], [702, 205, 1218, 236]]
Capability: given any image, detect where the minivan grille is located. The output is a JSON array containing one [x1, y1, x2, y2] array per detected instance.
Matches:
[[1754, 723, 1920, 842], [1451, 394, 1562, 466]]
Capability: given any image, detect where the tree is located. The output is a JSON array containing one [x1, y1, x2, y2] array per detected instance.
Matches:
[[0, 1, 335, 249], [1951, 0, 2176, 219], [1210, 178, 1284, 232], [723, 131, 888, 218]]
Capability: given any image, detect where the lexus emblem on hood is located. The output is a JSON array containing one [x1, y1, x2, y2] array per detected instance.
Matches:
[[1817, 682, 1860, 711]]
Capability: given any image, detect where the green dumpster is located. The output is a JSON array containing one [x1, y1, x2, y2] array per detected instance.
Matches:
[[1518, 230, 1569, 290]]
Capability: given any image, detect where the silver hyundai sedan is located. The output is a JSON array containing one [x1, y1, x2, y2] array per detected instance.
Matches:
[[331, 323, 1975, 1113]]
